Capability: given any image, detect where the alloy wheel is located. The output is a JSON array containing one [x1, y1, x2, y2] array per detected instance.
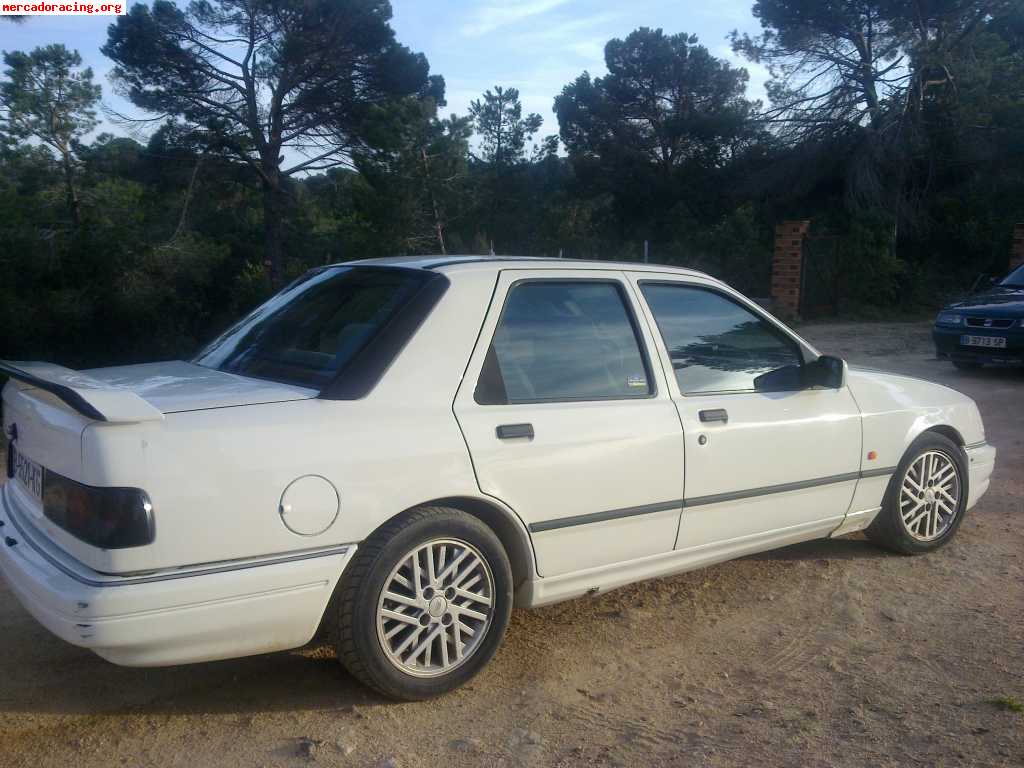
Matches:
[[375, 538, 495, 677], [898, 450, 962, 542]]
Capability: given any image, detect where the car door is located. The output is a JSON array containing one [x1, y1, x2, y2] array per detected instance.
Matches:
[[453, 269, 685, 577], [628, 273, 862, 550]]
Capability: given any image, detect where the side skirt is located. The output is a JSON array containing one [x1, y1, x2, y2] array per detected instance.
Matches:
[[516, 515, 843, 608], [829, 506, 882, 538]]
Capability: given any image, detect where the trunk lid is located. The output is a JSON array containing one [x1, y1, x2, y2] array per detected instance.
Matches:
[[82, 360, 318, 413], [2, 359, 317, 425]]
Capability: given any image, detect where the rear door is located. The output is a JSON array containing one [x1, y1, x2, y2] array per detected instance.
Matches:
[[453, 269, 685, 577], [629, 273, 862, 549]]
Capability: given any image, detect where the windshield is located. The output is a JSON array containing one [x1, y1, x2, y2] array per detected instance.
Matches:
[[194, 266, 429, 389], [1000, 264, 1024, 287]]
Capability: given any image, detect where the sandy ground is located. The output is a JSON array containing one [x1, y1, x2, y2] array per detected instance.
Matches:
[[0, 321, 1021, 768]]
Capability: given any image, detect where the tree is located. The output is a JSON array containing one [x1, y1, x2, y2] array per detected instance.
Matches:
[[554, 28, 759, 243], [732, 1, 1015, 136], [897, 8, 1024, 288], [353, 97, 472, 255], [730, 1, 1014, 203], [469, 86, 542, 166], [557, 29, 757, 173], [0, 45, 100, 228], [464, 86, 542, 253], [730, 2, 906, 142], [103, 0, 437, 285]]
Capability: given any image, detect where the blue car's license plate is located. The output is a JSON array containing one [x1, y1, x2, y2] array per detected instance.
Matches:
[[961, 334, 1007, 349]]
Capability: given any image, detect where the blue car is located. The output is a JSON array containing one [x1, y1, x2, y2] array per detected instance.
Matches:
[[933, 263, 1024, 369]]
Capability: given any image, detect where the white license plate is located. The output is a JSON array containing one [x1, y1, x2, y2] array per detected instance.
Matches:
[[961, 335, 1007, 349], [13, 448, 44, 502]]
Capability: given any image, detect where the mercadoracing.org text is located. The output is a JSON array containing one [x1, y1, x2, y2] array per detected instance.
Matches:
[[3, 1, 125, 13]]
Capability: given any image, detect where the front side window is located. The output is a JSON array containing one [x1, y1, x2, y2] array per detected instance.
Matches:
[[476, 281, 652, 404], [640, 283, 803, 395], [195, 266, 429, 389]]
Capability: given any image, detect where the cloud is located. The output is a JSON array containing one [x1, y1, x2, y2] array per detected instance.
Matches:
[[460, 0, 573, 37], [566, 36, 607, 63]]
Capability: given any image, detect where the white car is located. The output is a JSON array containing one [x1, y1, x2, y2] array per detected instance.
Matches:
[[0, 257, 996, 700]]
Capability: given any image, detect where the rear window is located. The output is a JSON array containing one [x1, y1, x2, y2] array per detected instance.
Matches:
[[194, 267, 429, 389]]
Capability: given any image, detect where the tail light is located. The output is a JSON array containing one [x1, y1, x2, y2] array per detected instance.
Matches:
[[43, 471, 154, 549]]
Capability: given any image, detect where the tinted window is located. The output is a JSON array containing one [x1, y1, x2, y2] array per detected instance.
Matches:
[[641, 284, 803, 394], [195, 267, 428, 389], [477, 281, 651, 403], [1001, 263, 1024, 287]]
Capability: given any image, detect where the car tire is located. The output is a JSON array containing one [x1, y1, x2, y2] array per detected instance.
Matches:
[[866, 432, 969, 555], [952, 360, 981, 370], [336, 506, 513, 700]]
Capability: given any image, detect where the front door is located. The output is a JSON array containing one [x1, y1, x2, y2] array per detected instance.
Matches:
[[629, 274, 862, 550], [453, 269, 685, 577]]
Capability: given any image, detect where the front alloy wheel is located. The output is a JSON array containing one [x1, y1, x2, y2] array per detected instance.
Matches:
[[336, 507, 512, 700], [867, 432, 968, 554], [897, 450, 962, 542]]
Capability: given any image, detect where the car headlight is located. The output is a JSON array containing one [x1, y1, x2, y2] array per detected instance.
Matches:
[[937, 312, 963, 326], [43, 470, 155, 549]]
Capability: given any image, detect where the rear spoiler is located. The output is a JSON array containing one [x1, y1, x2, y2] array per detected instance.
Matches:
[[0, 361, 164, 423]]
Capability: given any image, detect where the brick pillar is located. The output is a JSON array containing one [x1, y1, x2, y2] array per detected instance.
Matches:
[[771, 220, 810, 319], [1010, 223, 1024, 271]]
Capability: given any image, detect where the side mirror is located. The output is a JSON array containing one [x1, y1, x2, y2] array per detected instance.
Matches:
[[804, 355, 846, 389]]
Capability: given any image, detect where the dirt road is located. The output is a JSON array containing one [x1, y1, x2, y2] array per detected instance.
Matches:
[[1, 321, 1021, 767]]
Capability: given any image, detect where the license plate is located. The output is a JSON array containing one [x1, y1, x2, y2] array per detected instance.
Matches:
[[961, 335, 1007, 349], [12, 448, 44, 502]]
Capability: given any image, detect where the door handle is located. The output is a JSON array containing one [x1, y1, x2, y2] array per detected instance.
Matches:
[[699, 409, 728, 424], [496, 423, 534, 440]]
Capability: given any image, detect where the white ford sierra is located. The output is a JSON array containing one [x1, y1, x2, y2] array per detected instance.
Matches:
[[0, 256, 996, 700]]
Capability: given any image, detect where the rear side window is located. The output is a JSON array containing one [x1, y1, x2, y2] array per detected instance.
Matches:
[[194, 267, 429, 390], [475, 281, 652, 404], [640, 283, 803, 395]]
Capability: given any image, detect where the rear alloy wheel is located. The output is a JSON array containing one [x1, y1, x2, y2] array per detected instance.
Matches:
[[867, 432, 968, 554], [336, 507, 512, 700], [376, 539, 495, 677]]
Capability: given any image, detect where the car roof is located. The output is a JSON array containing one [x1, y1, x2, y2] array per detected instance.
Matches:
[[340, 254, 714, 280]]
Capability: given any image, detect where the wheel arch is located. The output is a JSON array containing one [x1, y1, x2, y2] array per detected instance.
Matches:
[[919, 423, 965, 449], [878, 424, 970, 525], [418, 496, 536, 597], [868, 425, 971, 554], [315, 494, 536, 643]]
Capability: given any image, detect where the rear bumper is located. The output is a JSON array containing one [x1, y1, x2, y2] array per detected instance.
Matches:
[[932, 325, 1024, 366], [0, 484, 353, 667], [965, 441, 996, 511]]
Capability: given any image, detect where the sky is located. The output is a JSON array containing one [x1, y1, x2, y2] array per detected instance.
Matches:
[[0, 0, 770, 144]]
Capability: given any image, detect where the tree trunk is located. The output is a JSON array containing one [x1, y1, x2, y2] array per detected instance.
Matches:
[[420, 147, 446, 254], [61, 150, 81, 229], [261, 170, 285, 289], [170, 155, 203, 243]]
